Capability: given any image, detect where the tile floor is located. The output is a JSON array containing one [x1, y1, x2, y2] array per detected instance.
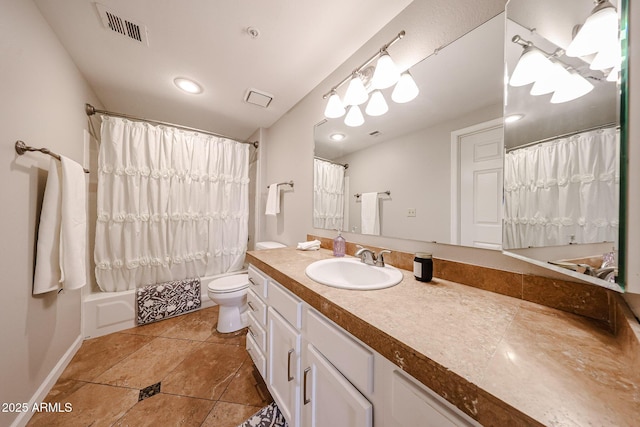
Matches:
[[27, 306, 272, 427]]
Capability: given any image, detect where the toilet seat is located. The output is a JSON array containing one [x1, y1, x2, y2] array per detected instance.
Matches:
[[207, 273, 249, 294]]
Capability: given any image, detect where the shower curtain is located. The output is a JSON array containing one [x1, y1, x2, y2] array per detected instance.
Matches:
[[503, 127, 619, 249], [313, 158, 345, 230], [95, 116, 249, 292]]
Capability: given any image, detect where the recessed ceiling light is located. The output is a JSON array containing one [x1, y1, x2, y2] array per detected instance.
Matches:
[[174, 77, 203, 94], [330, 133, 346, 141], [505, 113, 525, 123]]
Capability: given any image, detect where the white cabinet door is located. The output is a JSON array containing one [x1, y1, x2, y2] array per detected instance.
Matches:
[[268, 307, 300, 427], [388, 369, 479, 427], [302, 343, 372, 427]]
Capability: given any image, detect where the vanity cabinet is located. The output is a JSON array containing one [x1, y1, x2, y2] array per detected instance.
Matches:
[[247, 264, 478, 427]]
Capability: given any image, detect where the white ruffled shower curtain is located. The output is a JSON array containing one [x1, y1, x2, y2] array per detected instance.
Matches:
[[313, 158, 345, 230], [95, 116, 249, 292], [503, 127, 619, 249]]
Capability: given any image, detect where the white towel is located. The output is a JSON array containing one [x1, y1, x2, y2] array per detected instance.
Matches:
[[33, 159, 62, 294], [360, 192, 380, 235], [265, 183, 280, 216], [297, 239, 321, 251], [59, 156, 87, 290], [33, 157, 87, 294]]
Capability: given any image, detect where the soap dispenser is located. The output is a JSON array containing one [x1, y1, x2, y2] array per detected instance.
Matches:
[[333, 231, 346, 257]]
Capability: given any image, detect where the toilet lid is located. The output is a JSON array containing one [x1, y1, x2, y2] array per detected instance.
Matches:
[[207, 273, 249, 293]]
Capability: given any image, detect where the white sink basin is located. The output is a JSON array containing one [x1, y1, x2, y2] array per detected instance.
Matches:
[[305, 258, 403, 290]]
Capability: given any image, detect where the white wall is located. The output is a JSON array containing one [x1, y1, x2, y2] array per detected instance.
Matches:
[[337, 103, 502, 241], [0, 1, 101, 425]]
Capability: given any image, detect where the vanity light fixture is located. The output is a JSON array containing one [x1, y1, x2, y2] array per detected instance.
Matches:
[[566, 0, 618, 58], [510, 35, 597, 104], [174, 77, 203, 94], [322, 31, 407, 121], [344, 105, 365, 127], [324, 90, 346, 118], [391, 71, 420, 103], [365, 90, 389, 116]]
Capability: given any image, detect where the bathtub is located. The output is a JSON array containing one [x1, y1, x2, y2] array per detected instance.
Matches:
[[82, 270, 245, 339]]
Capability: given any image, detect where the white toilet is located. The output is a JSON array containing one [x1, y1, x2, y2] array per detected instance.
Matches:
[[205, 241, 286, 333]]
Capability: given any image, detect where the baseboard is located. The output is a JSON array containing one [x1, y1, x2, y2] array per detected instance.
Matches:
[[10, 334, 83, 427]]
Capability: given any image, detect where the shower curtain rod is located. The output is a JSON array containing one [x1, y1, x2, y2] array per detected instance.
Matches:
[[314, 156, 349, 169], [85, 103, 259, 148], [505, 122, 618, 153]]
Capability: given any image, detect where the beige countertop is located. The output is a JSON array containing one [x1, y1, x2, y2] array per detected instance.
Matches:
[[247, 247, 640, 427]]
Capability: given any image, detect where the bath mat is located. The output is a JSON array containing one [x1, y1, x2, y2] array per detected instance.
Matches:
[[237, 402, 288, 427], [136, 278, 201, 325]]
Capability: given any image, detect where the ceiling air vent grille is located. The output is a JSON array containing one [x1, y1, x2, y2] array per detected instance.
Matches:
[[95, 3, 149, 46]]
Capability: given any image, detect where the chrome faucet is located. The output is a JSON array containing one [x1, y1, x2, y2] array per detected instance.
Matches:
[[355, 246, 392, 267]]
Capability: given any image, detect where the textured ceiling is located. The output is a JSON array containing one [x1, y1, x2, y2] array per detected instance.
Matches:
[[34, 0, 413, 140]]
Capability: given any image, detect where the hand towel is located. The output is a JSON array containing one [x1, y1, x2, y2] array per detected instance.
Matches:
[[265, 183, 280, 216], [33, 159, 63, 294], [297, 239, 321, 251], [360, 192, 380, 235], [59, 156, 87, 290]]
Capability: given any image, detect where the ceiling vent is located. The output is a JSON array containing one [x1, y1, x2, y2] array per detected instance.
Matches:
[[369, 130, 382, 137], [244, 88, 273, 108], [95, 3, 149, 46]]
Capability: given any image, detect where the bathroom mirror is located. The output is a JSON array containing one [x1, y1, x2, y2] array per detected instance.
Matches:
[[502, 0, 626, 291], [313, 14, 505, 245]]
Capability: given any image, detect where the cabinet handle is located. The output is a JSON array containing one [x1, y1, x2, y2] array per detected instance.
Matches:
[[249, 277, 257, 286], [248, 326, 256, 338], [303, 367, 311, 405], [287, 349, 295, 382], [247, 301, 256, 311]]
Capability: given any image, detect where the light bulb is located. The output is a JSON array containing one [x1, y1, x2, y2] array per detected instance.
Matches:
[[372, 51, 400, 89], [550, 71, 594, 104], [509, 46, 555, 87], [606, 64, 620, 82], [343, 75, 369, 106], [365, 90, 388, 116], [344, 105, 365, 127], [566, 3, 618, 57], [324, 91, 346, 118], [174, 77, 203, 94], [590, 37, 621, 70], [392, 71, 419, 103], [530, 62, 570, 96]]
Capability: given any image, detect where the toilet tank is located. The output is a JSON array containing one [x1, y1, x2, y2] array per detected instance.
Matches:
[[255, 241, 286, 250]]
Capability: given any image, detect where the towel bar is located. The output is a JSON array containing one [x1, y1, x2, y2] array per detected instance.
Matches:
[[15, 140, 90, 173], [267, 180, 294, 189], [354, 190, 390, 199]]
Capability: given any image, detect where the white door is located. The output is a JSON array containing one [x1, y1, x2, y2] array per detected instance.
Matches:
[[268, 307, 300, 427], [452, 119, 504, 249], [302, 343, 372, 427]]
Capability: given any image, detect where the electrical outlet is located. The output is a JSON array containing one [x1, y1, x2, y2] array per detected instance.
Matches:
[[407, 208, 416, 217]]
